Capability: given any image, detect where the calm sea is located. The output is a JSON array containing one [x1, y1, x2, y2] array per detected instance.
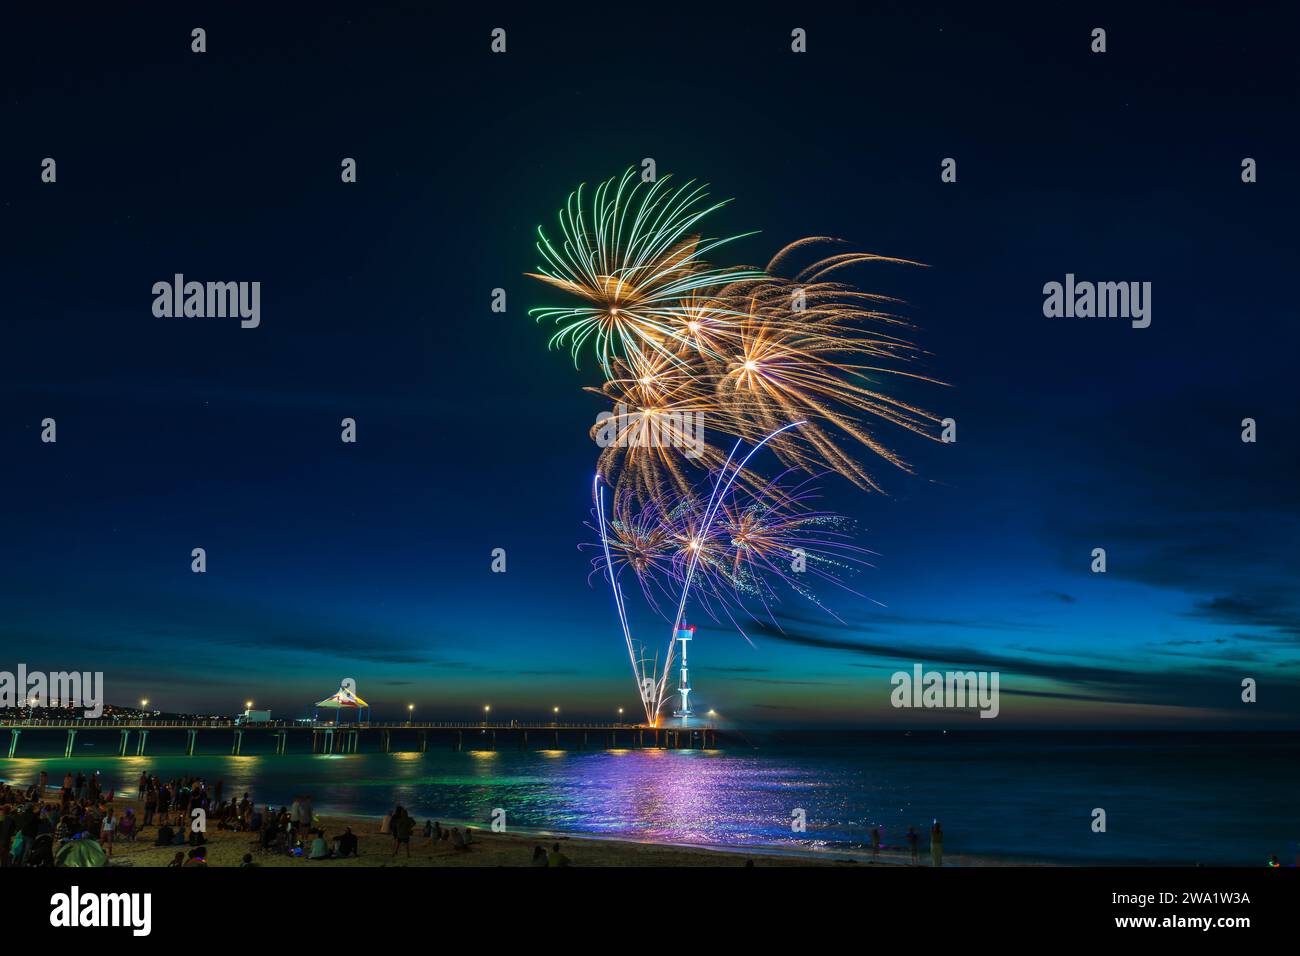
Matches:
[[2, 730, 1293, 865]]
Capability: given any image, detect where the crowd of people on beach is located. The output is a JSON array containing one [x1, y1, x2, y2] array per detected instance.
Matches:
[[0, 768, 372, 867], [383, 806, 478, 856], [1, 770, 126, 866], [0, 768, 508, 867]]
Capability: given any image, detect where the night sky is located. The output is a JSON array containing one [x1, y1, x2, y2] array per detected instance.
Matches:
[[3, 3, 1297, 726]]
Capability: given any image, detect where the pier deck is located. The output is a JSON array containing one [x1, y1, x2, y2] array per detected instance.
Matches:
[[0, 719, 720, 757]]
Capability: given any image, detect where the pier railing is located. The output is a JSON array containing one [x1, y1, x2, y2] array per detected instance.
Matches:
[[0, 719, 675, 730], [0, 717, 718, 757]]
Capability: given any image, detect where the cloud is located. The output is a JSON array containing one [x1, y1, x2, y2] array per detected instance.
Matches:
[[1186, 594, 1300, 639], [745, 616, 1300, 715], [1039, 590, 1077, 604], [728, 676, 848, 686]]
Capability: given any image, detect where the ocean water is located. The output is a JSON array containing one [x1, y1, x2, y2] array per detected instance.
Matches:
[[1, 730, 1293, 865]]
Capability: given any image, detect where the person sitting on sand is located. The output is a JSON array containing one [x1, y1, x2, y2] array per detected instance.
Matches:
[[546, 842, 570, 867], [166, 851, 184, 867], [155, 819, 175, 847], [336, 826, 358, 858], [309, 832, 330, 860], [184, 846, 207, 867], [241, 853, 258, 868], [450, 827, 471, 852], [531, 845, 548, 867]]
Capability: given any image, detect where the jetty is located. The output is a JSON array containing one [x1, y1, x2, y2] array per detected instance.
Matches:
[[0, 718, 721, 758]]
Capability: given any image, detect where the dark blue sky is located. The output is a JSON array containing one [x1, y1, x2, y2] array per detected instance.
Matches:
[[3, 3, 1297, 725]]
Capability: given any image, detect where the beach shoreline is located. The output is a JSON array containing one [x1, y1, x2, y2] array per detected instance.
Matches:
[[42, 793, 1047, 867]]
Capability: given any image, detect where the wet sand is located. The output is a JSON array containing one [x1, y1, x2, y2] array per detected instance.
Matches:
[[65, 793, 923, 867]]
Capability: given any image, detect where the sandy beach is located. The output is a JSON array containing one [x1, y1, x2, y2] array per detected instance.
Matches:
[[67, 795, 930, 867]]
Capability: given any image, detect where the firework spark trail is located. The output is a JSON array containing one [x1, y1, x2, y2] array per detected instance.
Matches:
[[706, 248, 948, 491], [584, 470, 872, 647], [592, 429, 755, 725], [651, 421, 805, 724], [583, 488, 675, 616], [593, 473, 652, 722], [586, 351, 774, 502], [702, 471, 877, 621]]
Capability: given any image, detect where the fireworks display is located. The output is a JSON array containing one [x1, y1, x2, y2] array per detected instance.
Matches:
[[528, 168, 763, 375], [586, 470, 876, 637], [529, 168, 942, 723]]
